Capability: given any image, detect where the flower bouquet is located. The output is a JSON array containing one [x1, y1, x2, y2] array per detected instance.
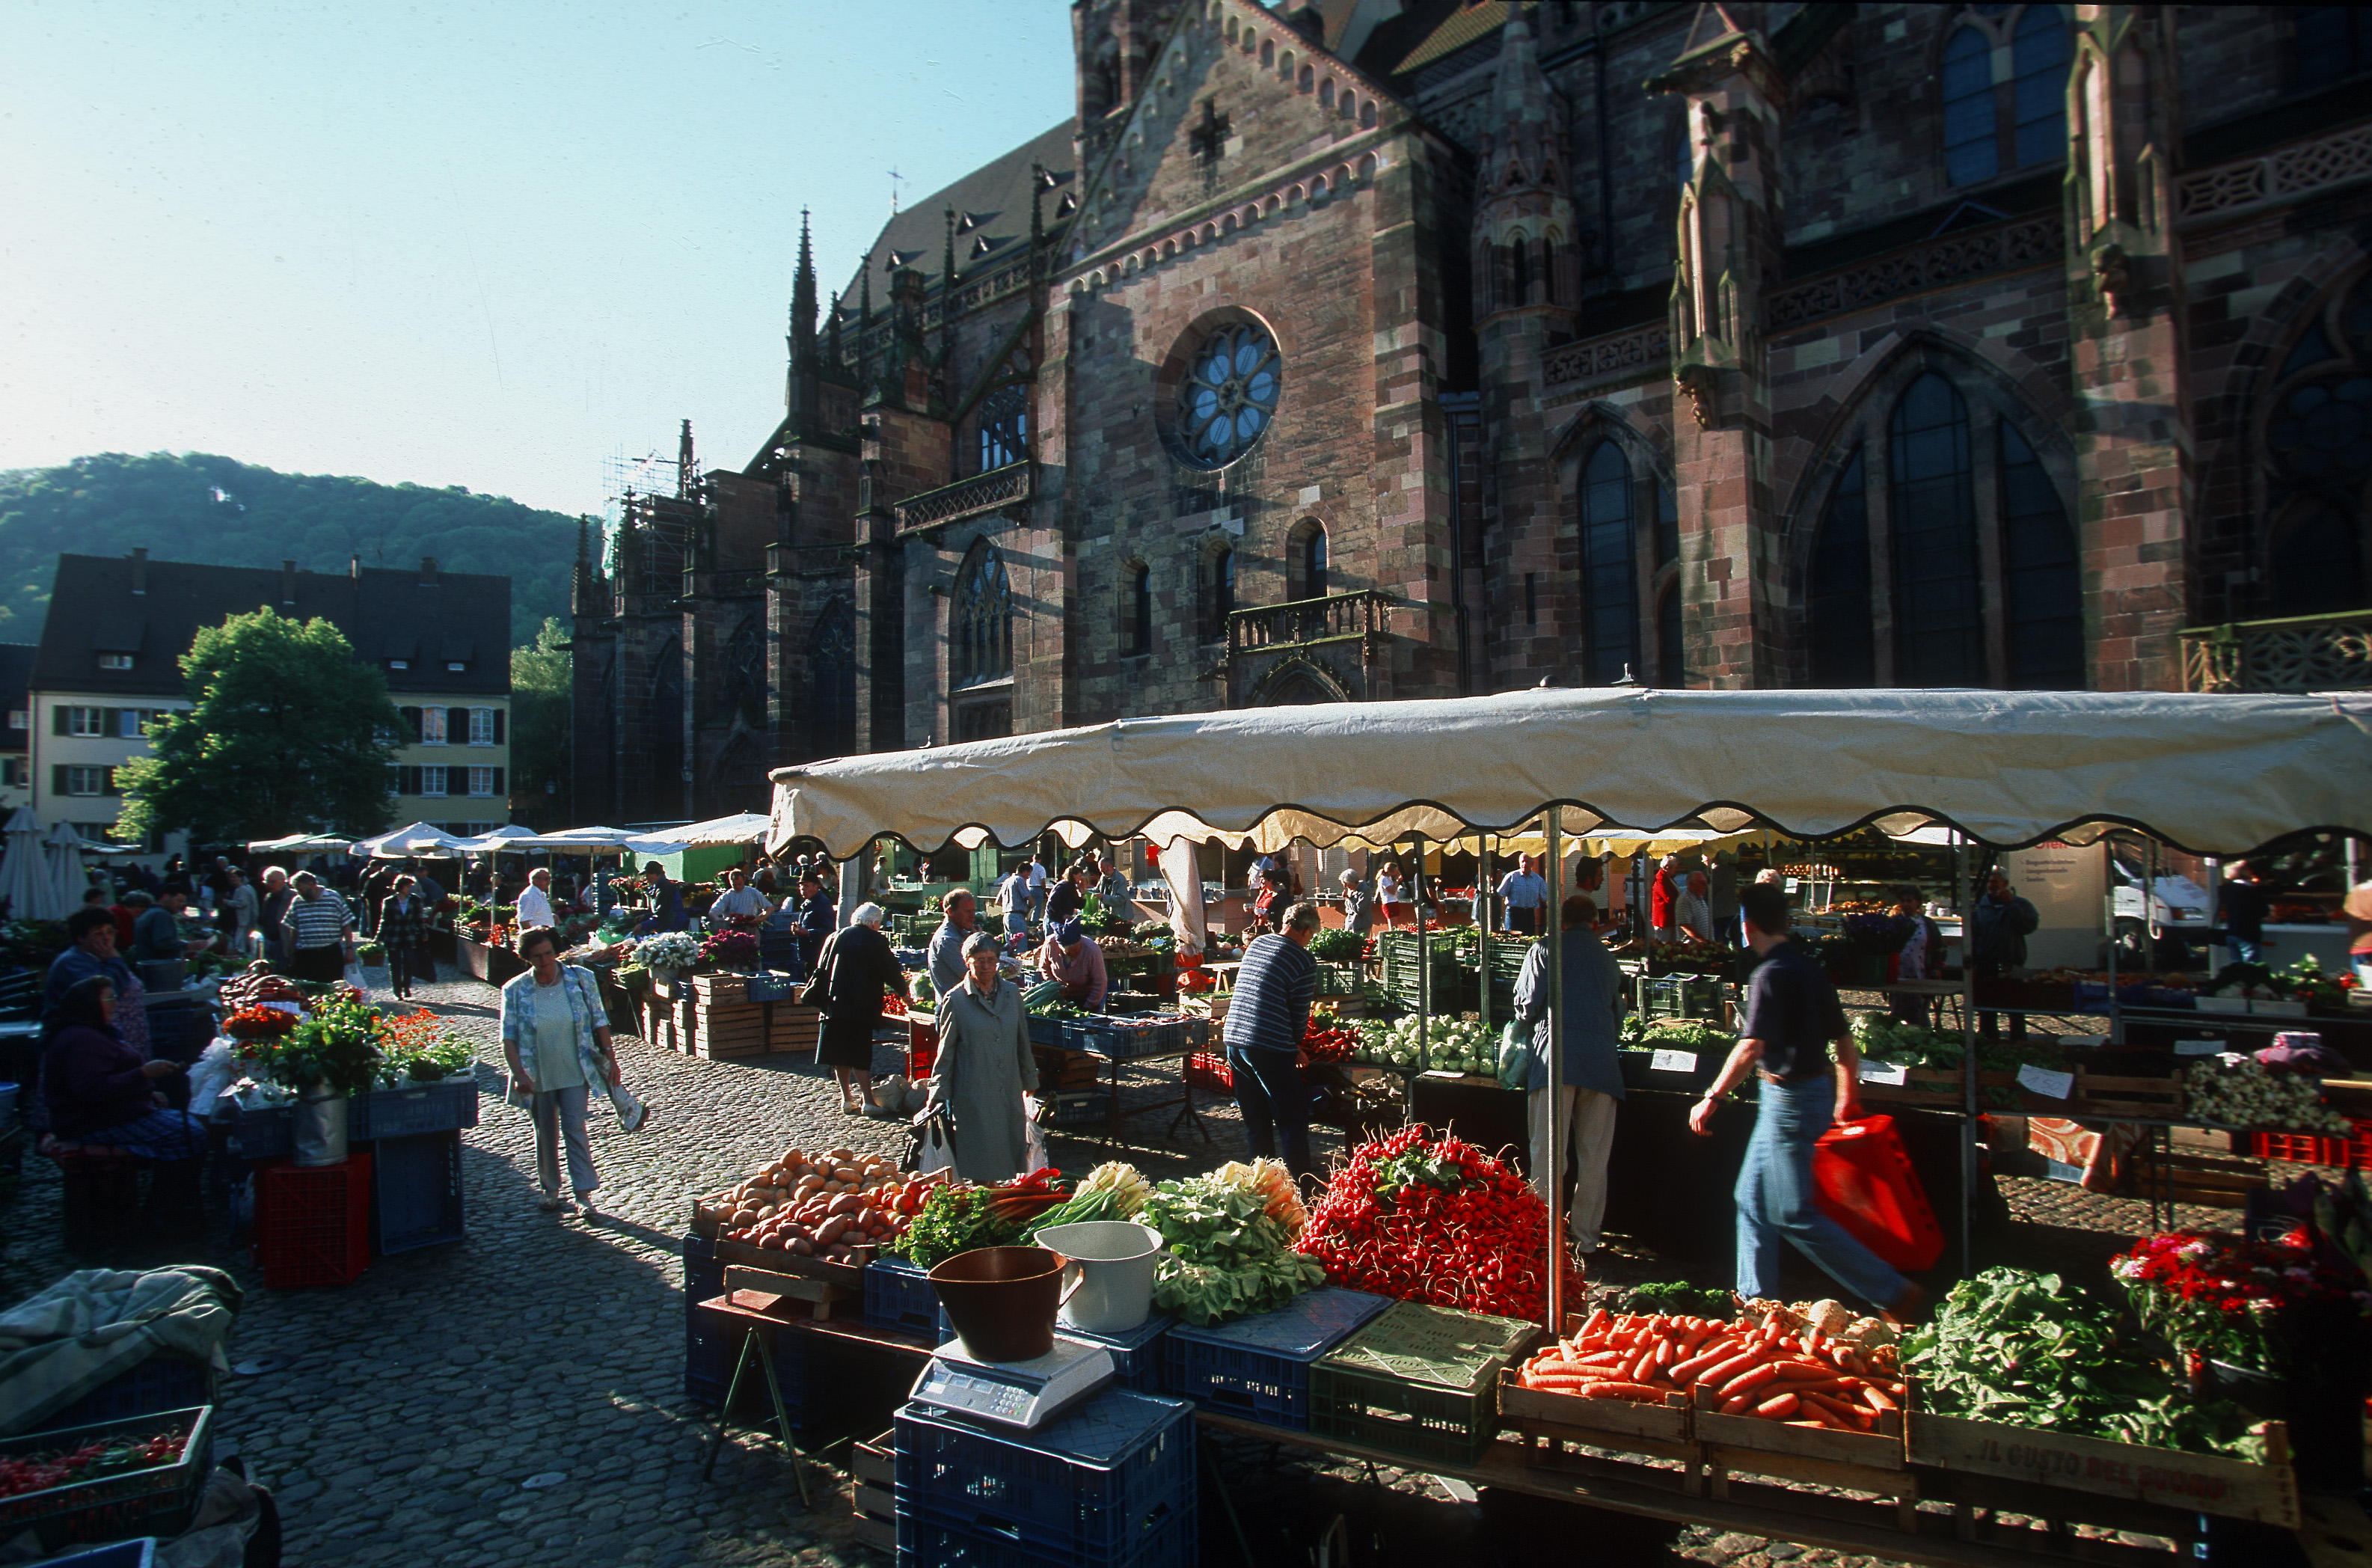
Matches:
[[378, 1008, 476, 1084], [636, 931, 701, 980], [242, 990, 388, 1098], [2114, 1228, 2370, 1379], [697, 928, 760, 973]]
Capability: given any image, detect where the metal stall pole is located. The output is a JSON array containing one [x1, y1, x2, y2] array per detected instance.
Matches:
[[1414, 834, 1430, 1076], [1545, 811, 1567, 1332], [1957, 833, 1976, 1279], [1477, 836, 1493, 1041]]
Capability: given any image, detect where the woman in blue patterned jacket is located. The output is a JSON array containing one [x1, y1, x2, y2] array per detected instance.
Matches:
[[500, 925, 622, 1217]]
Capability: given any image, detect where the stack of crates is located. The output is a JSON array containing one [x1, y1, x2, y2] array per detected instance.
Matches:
[[687, 975, 767, 1059], [1306, 1300, 1539, 1466], [1376, 934, 1474, 1013], [1061, 1314, 1171, 1393], [1479, 940, 1533, 1017], [895, 1387, 1195, 1568], [683, 1234, 729, 1403], [862, 1255, 941, 1338], [1162, 1287, 1388, 1430]]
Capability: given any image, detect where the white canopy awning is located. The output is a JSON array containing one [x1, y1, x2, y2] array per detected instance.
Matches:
[[505, 826, 642, 853], [353, 821, 473, 859], [451, 824, 539, 853], [768, 687, 2372, 859], [247, 832, 353, 853]]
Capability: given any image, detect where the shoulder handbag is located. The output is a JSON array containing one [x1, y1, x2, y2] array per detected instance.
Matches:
[[794, 930, 841, 1008]]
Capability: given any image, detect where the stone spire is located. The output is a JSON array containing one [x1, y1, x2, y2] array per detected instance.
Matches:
[[1472, 2, 1574, 322], [1491, 1, 1555, 162], [790, 209, 818, 361]]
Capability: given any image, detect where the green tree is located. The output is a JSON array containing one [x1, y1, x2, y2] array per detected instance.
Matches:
[[117, 609, 404, 842], [509, 616, 573, 829]]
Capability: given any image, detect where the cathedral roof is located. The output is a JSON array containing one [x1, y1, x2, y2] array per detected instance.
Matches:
[[840, 120, 1077, 304]]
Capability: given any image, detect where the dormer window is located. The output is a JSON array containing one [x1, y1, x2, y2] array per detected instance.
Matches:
[[389, 660, 409, 671], [447, 661, 466, 672], [96, 653, 132, 671]]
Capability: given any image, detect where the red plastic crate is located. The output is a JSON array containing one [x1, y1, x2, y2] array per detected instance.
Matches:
[[254, 1154, 373, 1288], [909, 1017, 937, 1077], [1186, 1051, 1232, 1094], [2252, 1125, 2369, 1168]]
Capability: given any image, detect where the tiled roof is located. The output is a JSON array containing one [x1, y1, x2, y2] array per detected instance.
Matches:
[[34, 554, 510, 698], [1394, 0, 1509, 75], [839, 120, 1078, 305]]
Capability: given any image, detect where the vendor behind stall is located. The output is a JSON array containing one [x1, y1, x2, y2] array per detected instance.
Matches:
[[1224, 899, 1322, 1185], [706, 866, 770, 929], [1037, 919, 1109, 1011], [1513, 893, 1625, 1260], [1046, 865, 1086, 929], [927, 888, 976, 1001]]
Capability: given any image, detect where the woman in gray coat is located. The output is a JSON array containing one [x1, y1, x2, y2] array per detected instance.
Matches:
[[928, 931, 1040, 1183], [1512, 893, 1628, 1261]]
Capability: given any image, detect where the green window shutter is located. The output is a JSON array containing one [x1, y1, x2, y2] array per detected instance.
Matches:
[[491, 767, 505, 795], [400, 706, 421, 741], [50, 765, 66, 797], [52, 707, 66, 736], [491, 709, 505, 743], [102, 767, 118, 797], [449, 707, 468, 744]]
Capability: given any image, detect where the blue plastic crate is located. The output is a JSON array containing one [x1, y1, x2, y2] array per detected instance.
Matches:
[[688, 1300, 805, 1414], [746, 970, 803, 1002], [349, 1078, 479, 1141], [371, 1130, 465, 1255], [895, 1388, 1194, 1568], [36, 1539, 156, 1567], [863, 1255, 940, 1335], [232, 1103, 293, 1162], [34, 1355, 215, 1434], [895, 1512, 1192, 1568], [1162, 1288, 1389, 1430], [1060, 1313, 1171, 1394], [1026, 1016, 1067, 1048], [1050, 1091, 1113, 1128]]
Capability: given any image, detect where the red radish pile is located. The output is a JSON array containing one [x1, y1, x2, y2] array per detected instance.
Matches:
[[1518, 1304, 1906, 1430], [1297, 1125, 1583, 1323]]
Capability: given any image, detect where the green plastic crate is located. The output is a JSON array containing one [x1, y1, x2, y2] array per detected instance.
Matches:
[[1307, 1301, 1538, 1466]]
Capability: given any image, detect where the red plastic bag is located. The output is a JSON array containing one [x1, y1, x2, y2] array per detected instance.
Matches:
[[1813, 1114, 1944, 1273]]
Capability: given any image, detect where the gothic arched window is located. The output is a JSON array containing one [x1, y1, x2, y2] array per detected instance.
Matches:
[[1123, 562, 1153, 656], [2000, 422, 2083, 687], [2261, 276, 2372, 615], [1578, 441, 1640, 686], [1942, 6, 2072, 186], [1289, 519, 1328, 601], [978, 383, 1029, 471], [952, 543, 1011, 688], [1889, 374, 1985, 685], [1807, 449, 1875, 687], [1205, 545, 1236, 641], [808, 600, 856, 759]]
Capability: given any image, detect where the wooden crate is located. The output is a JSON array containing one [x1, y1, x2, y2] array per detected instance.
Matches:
[[2130, 1143, 2267, 1210], [2072, 1069, 2184, 1119], [693, 973, 753, 1007], [850, 1429, 895, 1553], [1691, 1382, 1906, 1471], [768, 1004, 821, 1053], [692, 1001, 768, 1060], [1497, 1371, 1699, 1480], [1033, 1044, 1103, 1091], [1905, 1407, 2297, 1528], [1857, 1069, 2017, 1110]]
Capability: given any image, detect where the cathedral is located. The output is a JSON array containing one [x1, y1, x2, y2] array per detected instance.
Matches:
[[570, 1, 2372, 825]]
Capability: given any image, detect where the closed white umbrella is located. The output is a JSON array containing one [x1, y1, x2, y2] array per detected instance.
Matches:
[[40, 821, 88, 919], [0, 808, 50, 921]]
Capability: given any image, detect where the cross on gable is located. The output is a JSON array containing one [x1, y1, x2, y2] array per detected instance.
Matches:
[[1189, 97, 1230, 167]]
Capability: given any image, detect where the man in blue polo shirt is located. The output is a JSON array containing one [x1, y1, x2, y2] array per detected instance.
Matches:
[[1223, 898, 1321, 1186], [1690, 883, 1918, 1321]]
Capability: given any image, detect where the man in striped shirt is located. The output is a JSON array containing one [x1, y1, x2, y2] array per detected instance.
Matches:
[[1222, 899, 1321, 1185], [282, 872, 356, 982]]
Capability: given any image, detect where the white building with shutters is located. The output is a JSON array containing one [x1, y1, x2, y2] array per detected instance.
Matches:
[[30, 549, 512, 854]]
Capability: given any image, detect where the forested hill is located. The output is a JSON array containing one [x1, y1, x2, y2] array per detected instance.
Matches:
[[0, 452, 587, 646]]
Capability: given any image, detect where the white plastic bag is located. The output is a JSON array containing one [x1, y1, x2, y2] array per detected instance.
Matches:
[[1022, 1094, 1051, 1173], [607, 1080, 651, 1133], [341, 960, 369, 993], [913, 1106, 956, 1175]]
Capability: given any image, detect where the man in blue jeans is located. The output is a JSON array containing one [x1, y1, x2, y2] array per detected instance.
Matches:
[[1691, 883, 1921, 1322], [1223, 898, 1321, 1186]]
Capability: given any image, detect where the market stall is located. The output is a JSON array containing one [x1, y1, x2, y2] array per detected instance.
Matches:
[[747, 687, 2372, 1562]]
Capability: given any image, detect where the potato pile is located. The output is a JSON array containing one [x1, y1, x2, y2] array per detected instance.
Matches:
[[702, 1144, 940, 1261]]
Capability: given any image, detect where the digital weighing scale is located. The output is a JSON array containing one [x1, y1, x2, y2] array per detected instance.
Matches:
[[909, 1335, 1116, 1430]]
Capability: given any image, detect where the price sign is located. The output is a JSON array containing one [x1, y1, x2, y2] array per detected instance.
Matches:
[[2175, 1038, 2225, 1056], [1649, 1050, 1699, 1074], [1858, 1061, 1909, 1086], [2043, 1159, 2085, 1184], [2016, 1063, 2074, 1100]]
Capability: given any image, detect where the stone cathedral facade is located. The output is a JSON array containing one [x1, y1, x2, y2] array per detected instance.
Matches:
[[572, 1, 2372, 825]]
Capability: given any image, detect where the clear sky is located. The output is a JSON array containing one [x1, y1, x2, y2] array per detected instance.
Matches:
[[0, 1, 1077, 515]]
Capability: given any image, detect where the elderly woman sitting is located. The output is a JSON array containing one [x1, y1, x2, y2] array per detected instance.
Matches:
[[42, 975, 206, 1225], [1035, 919, 1109, 1012], [928, 931, 1039, 1183]]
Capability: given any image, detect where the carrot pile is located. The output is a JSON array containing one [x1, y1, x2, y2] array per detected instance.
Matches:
[[1515, 1299, 1906, 1431]]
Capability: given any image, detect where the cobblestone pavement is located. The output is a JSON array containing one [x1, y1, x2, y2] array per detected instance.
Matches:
[[0, 976, 2224, 1567]]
